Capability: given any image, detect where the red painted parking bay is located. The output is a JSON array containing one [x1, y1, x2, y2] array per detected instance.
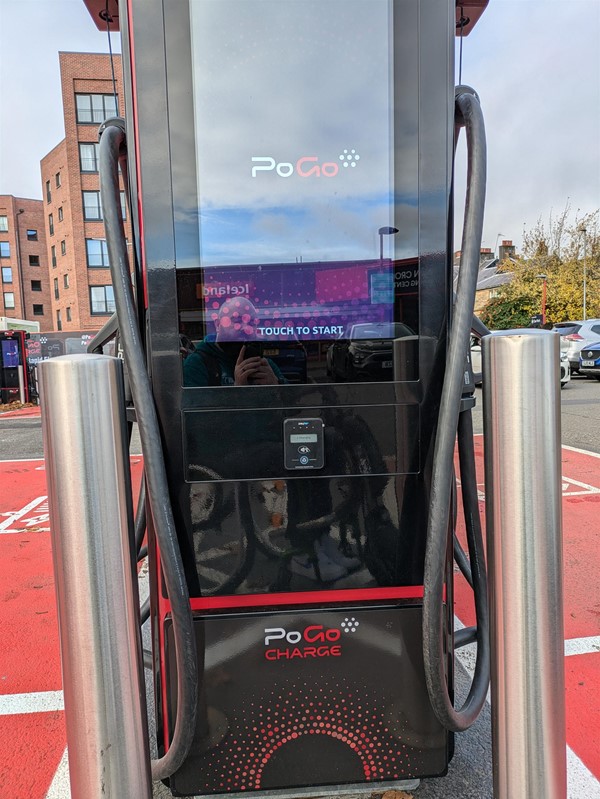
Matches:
[[454, 439, 600, 786], [1, 448, 599, 797]]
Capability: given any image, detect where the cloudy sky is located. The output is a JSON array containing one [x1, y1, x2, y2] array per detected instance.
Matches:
[[1, 0, 599, 254]]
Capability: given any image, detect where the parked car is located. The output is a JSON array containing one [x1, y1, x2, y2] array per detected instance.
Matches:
[[560, 344, 571, 389], [326, 322, 414, 382], [552, 321, 582, 337], [554, 320, 600, 373], [578, 341, 600, 381], [470, 335, 482, 386]]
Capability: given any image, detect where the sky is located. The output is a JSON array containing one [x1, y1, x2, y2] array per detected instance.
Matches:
[[0, 0, 599, 255]]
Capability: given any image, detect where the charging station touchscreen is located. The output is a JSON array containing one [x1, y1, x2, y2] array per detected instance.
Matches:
[[178, 0, 419, 386]]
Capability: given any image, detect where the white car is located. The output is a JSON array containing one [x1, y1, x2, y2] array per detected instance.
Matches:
[[470, 336, 482, 386], [560, 344, 571, 389]]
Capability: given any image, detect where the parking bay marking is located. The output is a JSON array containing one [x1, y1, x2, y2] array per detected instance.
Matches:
[[0, 496, 49, 534], [456, 477, 600, 501]]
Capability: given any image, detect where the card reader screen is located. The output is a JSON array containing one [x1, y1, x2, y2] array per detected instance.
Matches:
[[290, 434, 318, 444]]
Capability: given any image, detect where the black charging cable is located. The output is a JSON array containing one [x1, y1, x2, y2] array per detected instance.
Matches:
[[98, 117, 198, 779], [422, 87, 490, 731]]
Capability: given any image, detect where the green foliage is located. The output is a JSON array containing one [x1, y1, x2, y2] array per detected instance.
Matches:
[[480, 207, 600, 327], [480, 295, 533, 329]]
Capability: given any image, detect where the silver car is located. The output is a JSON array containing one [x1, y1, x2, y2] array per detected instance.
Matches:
[[554, 320, 600, 372]]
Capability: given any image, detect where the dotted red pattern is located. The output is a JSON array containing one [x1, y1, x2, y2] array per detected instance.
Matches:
[[204, 679, 414, 792]]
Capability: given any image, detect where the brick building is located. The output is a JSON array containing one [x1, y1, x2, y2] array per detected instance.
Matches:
[[0, 196, 52, 330], [40, 52, 131, 332]]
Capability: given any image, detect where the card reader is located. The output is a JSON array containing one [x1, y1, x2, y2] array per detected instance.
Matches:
[[283, 418, 325, 470]]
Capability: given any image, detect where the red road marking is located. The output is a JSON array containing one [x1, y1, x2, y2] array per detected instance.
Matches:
[[0, 458, 144, 799], [0, 447, 599, 794], [565, 653, 600, 778], [453, 437, 600, 784], [0, 406, 41, 419], [0, 712, 66, 799]]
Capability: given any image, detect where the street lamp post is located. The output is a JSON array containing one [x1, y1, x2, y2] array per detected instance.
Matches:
[[537, 273, 547, 325], [580, 227, 588, 321], [378, 226, 399, 260]]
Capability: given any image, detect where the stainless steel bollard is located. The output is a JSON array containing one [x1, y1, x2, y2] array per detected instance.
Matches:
[[39, 354, 152, 799], [483, 330, 566, 799]]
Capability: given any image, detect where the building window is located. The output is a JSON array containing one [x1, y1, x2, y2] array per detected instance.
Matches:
[[4, 292, 15, 309], [48, 214, 54, 236], [54, 277, 59, 300], [61, 240, 66, 256], [86, 238, 109, 267], [81, 191, 125, 221], [51, 245, 57, 268], [58, 206, 63, 222], [27, 229, 38, 241], [29, 255, 40, 267], [57, 309, 62, 331], [90, 285, 115, 315], [46, 180, 52, 203], [83, 191, 102, 221], [55, 172, 61, 188], [31, 280, 42, 292], [75, 93, 118, 124], [33, 304, 44, 316], [66, 307, 72, 322], [63, 273, 69, 289], [2, 267, 12, 283], [0, 242, 10, 258], [0, 216, 7, 232], [79, 143, 100, 173]]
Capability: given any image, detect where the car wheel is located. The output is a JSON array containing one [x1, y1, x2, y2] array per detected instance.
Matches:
[[561, 381, 568, 389], [596, 376, 600, 382]]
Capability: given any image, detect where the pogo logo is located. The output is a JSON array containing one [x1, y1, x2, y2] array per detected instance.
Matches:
[[263, 618, 359, 661], [251, 149, 360, 178]]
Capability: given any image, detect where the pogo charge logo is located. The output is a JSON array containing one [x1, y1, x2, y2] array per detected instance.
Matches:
[[251, 149, 360, 178], [263, 618, 360, 661]]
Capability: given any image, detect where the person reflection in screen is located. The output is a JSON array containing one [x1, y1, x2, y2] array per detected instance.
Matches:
[[183, 297, 286, 387]]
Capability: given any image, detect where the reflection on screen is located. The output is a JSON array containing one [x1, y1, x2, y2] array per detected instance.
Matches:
[[179, 257, 418, 385], [181, 0, 419, 386], [1, 340, 20, 368]]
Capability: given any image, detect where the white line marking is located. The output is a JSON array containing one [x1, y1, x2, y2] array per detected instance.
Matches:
[[562, 476, 600, 495], [472, 435, 600, 463], [44, 748, 70, 799], [454, 616, 600, 796], [0, 496, 47, 533], [565, 636, 600, 657], [567, 746, 600, 799], [563, 444, 600, 460], [0, 691, 64, 715]]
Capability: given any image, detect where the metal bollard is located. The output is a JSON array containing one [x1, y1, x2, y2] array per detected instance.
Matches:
[[39, 354, 152, 799], [483, 330, 566, 799]]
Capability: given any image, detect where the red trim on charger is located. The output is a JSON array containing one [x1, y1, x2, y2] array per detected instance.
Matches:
[[180, 586, 426, 612]]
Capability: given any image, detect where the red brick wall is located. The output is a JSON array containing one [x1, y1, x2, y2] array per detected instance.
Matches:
[[39, 52, 132, 332], [0, 195, 52, 331]]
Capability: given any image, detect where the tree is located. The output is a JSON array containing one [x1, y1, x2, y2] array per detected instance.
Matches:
[[480, 207, 600, 329]]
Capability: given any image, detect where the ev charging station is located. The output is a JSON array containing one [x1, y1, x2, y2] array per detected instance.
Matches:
[[39, 1, 567, 798]]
